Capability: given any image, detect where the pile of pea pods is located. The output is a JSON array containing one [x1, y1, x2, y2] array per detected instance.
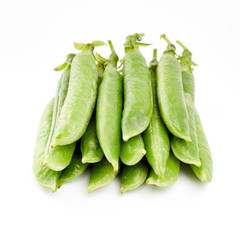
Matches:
[[33, 33, 213, 193]]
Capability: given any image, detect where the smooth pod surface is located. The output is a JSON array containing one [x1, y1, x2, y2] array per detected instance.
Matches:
[[44, 65, 76, 171], [157, 52, 190, 142], [146, 152, 180, 187], [120, 135, 146, 166], [122, 49, 153, 141], [33, 99, 60, 192], [191, 108, 213, 182], [88, 158, 118, 193], [58, 150, 88, 187], [45, 143, 76, 171], [120, 160, 148, 193], [171, 93, 200, 167], [143, 58, 170, 178], [81, 118, 104, 164], [96, 63, 123, 171], [52, 51, 98, 147]]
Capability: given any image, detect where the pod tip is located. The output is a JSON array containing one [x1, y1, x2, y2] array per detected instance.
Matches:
[[142, 149, 147, 156], [87, 187, 93, 193], [123, 136, 129, 142], [120, 188, 125, 194]]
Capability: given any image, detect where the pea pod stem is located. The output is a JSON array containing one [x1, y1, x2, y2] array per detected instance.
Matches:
[[153, 48, 157, 60], [124, 33, 150, 52], [160, 34, 176, 54], [107, 40, 116, 53], [160, 34, 171, 44], [53, 53, 75, 71], [74, 41, 106, 54], [176, 40, 187, 50]]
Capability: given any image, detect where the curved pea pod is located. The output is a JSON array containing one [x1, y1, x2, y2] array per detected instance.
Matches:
[[51, 42, 104, 147], [143, 49, 170, 178], [146, 152, 180, 187], [87, 158, 118, 193], [44, 59, 76, 171], [171, 94, 200, 167], [81, 118, 104, 164], [122, 33, 153, 141], [58, 150, 88, 187], [96, 44, 123, 172], [120, 135, 146, 166], [157, 35, 190, 142], [45, 143, 76, 171], [171, 44, 201, 167], [120, 160, 148, 194], [33, 99, 60, 192], [191, 108, 213, 182]]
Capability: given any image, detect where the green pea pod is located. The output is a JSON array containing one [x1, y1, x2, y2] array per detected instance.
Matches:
[[120, 135, 146, 166], [96, 41, 123, 172], [33, 99, 60, 192], [88, 158, 118, 193], [81, 118, 104, 164], [44, 56, 76, 171], [146, 152, 180, 187], [171, 43, 200, 167], [120, 160, 149, 193], [171, 94, 200, 167], [51, 41, 104, 147], [157, 34, 190, 142], [58, 149, 88, 187], [143, 49, 170, 178], [122, 33, 153, 141], [191, 108, 213, 182]]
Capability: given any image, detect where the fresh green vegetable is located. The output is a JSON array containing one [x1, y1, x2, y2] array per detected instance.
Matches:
[[157, 34, 190, 142], [146, 152, 180, 187], [122, 33, 153, 141], [191, 108, 213, 182], [143, 49, 170, 178], [33, 35, 213, 193], [44, 54, 76, 171], [120, 160, 148, 193], [81, 117, 104, 164], [33, 99, 60, 192], [171, 41, 200, 167], [51, 41, 105, 147], [96, 40, 123, 172], [58, 147, 88, 187], [88, 158, 118, 193], [120, 135, 146, 166]]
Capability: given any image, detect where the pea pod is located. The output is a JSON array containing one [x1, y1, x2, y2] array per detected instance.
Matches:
[[44, 55, 76, 171], [171, 94, 200, 166], [146, 152, 180, 187], [171, 42, 200, 167], [122, 33, 153, 141], [157, 34, 190, 142], [191, 108, 213, 182], [81, 117, 104, 164], [120, 135, 146, 166], [88, 158, 118, 193], [51, 41, 105, 147], [143, 49, 170, 178], [33, 99, 60, 192], [96, 41, 123, 172], [120, 160, 149, 193], [58, 146, 88, 187]]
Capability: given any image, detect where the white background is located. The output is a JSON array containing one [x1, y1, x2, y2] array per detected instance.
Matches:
[[1, 0, 240, 239]]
